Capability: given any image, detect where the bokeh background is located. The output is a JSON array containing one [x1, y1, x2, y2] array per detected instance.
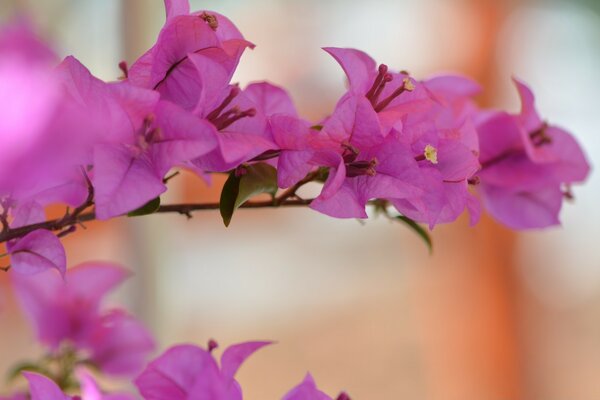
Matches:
[[1, 0, 599, 399]]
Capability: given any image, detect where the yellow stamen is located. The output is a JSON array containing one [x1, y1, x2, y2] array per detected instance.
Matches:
[[424, 144, 438, 164], [403, 78, 415, 92]]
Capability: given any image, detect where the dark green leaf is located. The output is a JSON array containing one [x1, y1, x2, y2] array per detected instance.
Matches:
[[219, 163, 278, 227], [395, 216, 433, 254], [219, 171, 241, 227], [127, 197, 161, 217]]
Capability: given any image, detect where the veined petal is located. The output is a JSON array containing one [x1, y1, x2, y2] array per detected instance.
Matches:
[[323, 47, 376, 94]]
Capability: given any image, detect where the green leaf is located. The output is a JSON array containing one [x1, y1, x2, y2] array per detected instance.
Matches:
[[395, 216, 433, 254], [219, 171, 241, 227], [219, 163, 278, 227], [127, 196, 161, 217]]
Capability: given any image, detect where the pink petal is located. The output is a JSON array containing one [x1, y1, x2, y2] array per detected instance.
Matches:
[[150, 17, 220, 91], [436, 139, 480, 182], [244, 82, 298, 117], [11, 262, 129, 348], [513, 77, 543, 133], [481, 185, 562, 229], [322, 95, 384, 149], [10, 202, 45, 228], [164, 0, 190, 20], [22, 372, 69, 400], [87, 310, 155, 377], [424, 75, 482, 100], [8, 230, 65, 277], [282, 374, 332, 400], [322, 47, 376, 94], [134, 345, 219, 400], [66, 262, 130, 306], [220, 341, 272, 380], [311, 182, 367, 219], [277, 151, 314, 189], [153, 100, 218, 175], [193, 11, 246, 42], [93, 144, 166, 220]]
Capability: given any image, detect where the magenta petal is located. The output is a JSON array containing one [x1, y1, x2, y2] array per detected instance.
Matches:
[[153, 100, 218, 175], [198, 132, 275, 172], [220, 341, 271, 380], [270, 115, 311, 149], [513, 77, 543, 133], [436, 139, 480, 182], [477, 111, 522, 163], [544, 126, 591, 182], [12, 262, 130, 349], [282, 374, 332, 400], [316, 154, 346, 200], [196, 11, 246, 42], [188, 51, 234, 115], [135, 345, 219, 400], [277, 151, 314, 188], [93, 144, 166, 220], [322, 47, 376, 94], [311, 182, 367, 219], [322, 95, 384, 149], [87, 310, 155, 377], [164, 0, 190, 20], [150, 17, 220, 90], [481, 185, 562, 229], [244, 82, 298, 117], [10, 202, 45, 228], [66, 262, 130, 306], [22, 372, 69, 400], [8, 230, 65, 277], [424, 75, 482, 100]]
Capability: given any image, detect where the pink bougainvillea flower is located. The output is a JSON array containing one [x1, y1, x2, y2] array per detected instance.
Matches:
[[128, 0, 253, 112], [323, 47, 431, 126], [281, 374, 333, 400], [308, 94, 423, 218], [92, 98, 218, 219], [135, 340, 271, 400], [475, 79, 590, 229], [12, 262, 154, 376], [189, 81, 301, 173], [390, 75, 482, 228], [12, 262, 129, 347], [241, 82, 324, 188]]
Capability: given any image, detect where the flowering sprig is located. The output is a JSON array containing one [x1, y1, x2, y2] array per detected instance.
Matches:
[[0, 0, 590, 276]]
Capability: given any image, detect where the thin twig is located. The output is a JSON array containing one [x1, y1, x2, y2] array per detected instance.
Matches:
[[0, 198, 314, 244]]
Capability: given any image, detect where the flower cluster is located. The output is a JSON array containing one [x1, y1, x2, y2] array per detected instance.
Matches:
[[0, 0, 590, 276], [3, 263, 348, 400]]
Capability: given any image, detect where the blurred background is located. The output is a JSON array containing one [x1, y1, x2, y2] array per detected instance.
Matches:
[[0, 0, 599, 399]]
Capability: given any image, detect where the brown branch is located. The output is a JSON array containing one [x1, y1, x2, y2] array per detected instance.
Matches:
[[0, 198, 314, 244]]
